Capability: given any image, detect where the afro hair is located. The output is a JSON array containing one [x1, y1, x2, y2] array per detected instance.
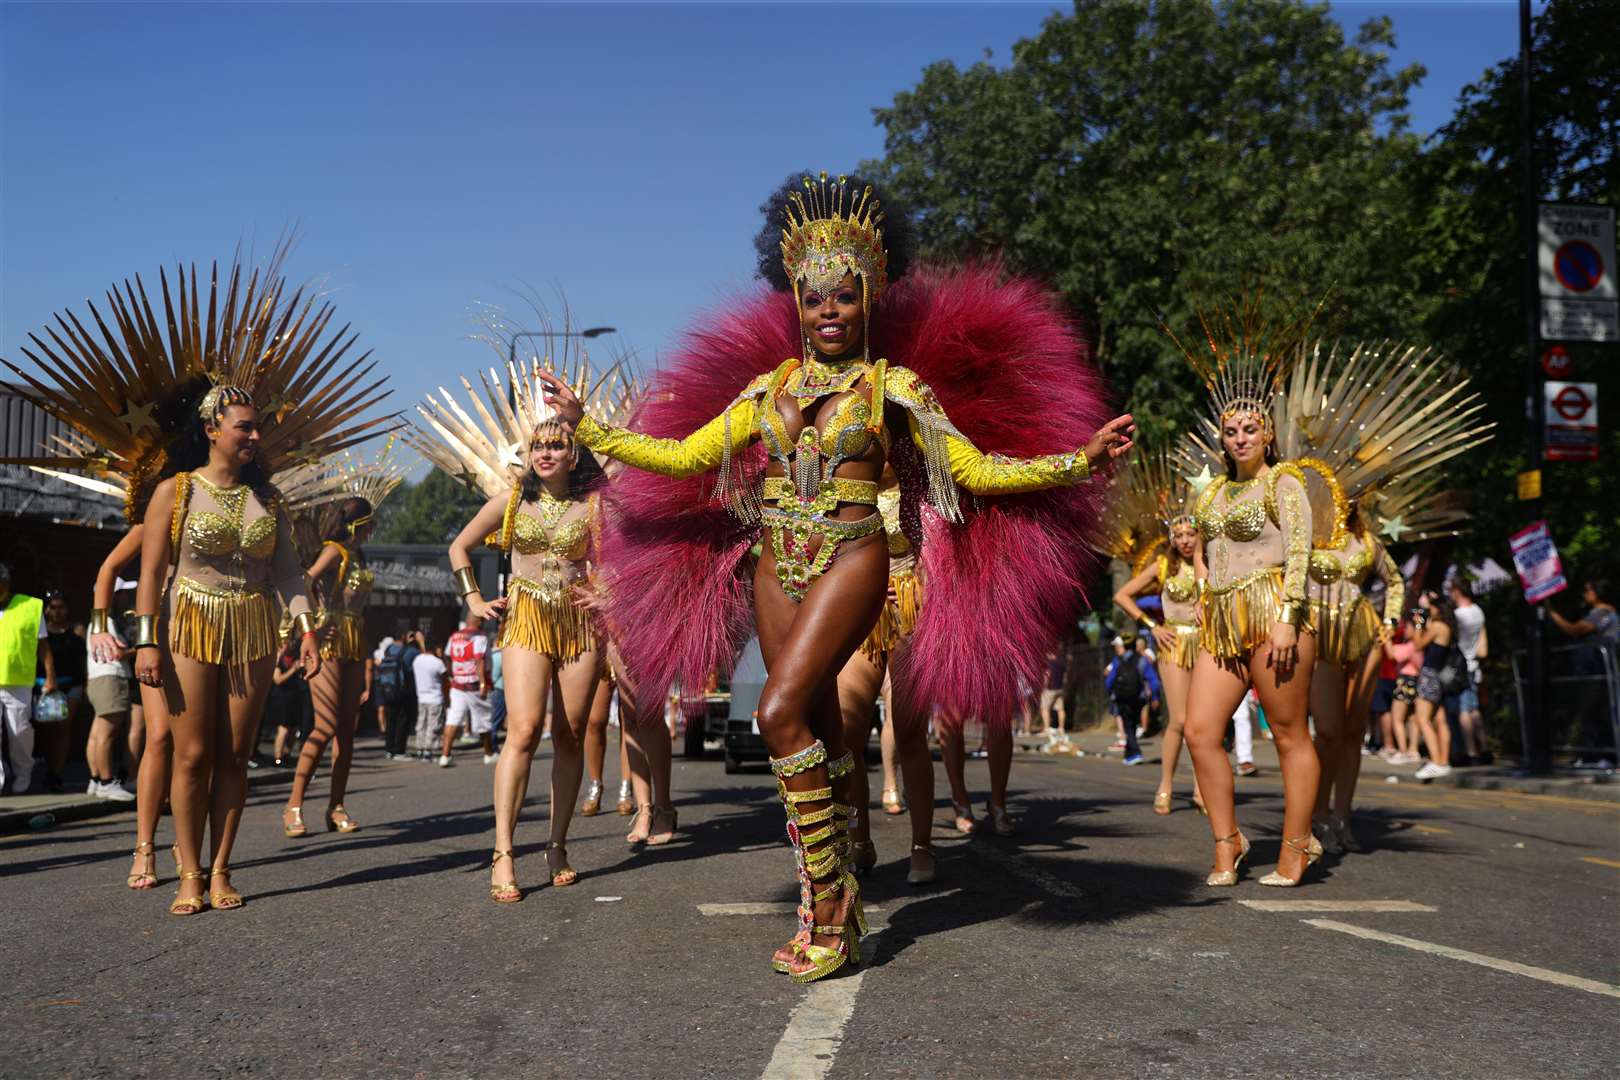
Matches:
[[751, 169, 916, 294]]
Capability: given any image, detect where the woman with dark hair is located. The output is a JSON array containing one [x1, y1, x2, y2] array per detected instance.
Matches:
[[1548, 577, 1619, 767], [283, 459, 402, 837], [415, 358, 627, 901], [537, 170, 1132, 982], [1409, 592, 1456, 781]]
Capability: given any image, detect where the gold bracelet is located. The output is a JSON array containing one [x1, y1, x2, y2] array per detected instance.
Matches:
[[89, 608, 110, 635], [133, 614, 159, 649], [454, 566, 480, 598], [1141, 616, 1158, 630], [293, 611, 317, 638], [1278, 603, 1302, 626]]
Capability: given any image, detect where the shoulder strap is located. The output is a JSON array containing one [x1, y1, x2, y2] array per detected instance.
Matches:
[[322, 540, 353, 585], [499, 487, 523, 551], [168, 472, 193, 566], [1156, 554, 1169, 589]]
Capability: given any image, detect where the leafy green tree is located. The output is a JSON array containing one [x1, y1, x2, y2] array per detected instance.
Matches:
[[867, 0, 1427, 450], [375, 468, 486, 545]]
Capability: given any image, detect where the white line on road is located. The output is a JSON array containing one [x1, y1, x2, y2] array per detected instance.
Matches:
[[759, 928, 883, 1080], [1304, 919, 1620, 999], [1238, 900, 1438, 913]]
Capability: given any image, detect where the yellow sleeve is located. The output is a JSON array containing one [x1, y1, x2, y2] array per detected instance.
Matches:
[[1373, 539, 1404, 624], [575, 395, 757, 479], [1274, 473, 1311, 611], [910, 416, 1089, 494]]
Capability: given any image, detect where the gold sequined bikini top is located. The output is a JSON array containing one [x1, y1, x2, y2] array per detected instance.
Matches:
[[512, 508, 591, 560], [1309, 543, 1374, 585], [182, 474, 276, 559], [1195, 477, 1278, 544], [760, 361, 892, 495], [1159, 557, 1199, 603]]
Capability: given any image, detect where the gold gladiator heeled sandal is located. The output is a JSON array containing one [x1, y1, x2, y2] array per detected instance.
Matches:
[[1259, 833, 1324, 887], [282, 806, 308, 838], [1153, 790, 1174, 816], [770, 741, 833, 974], [209, 866, 244, 910], [490, 849, 521, 903], [1205, 829, 1251, 887], [546, 842, 578, 887], [128, 841, 158, 890], [326, 805, 361, 833], [169, 869, 208, 917], [788, 802, 865, 985]]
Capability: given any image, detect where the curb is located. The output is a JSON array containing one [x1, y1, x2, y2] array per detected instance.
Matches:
[[0, 794, 135, 835]]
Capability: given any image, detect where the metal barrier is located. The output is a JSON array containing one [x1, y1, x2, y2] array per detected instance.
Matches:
[[1511, 641, 1619, 760]]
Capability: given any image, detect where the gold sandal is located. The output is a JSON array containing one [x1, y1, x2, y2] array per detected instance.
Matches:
[[880, 788, 903, 815], [1153, 791, 1173, 816], [282, 806, 308, 838], [546, 843, 578, 887], [1260, 833, 1324, 887], [1205, 829, 1251, 887], [647, 805, 678, 846], [209, 866, 244, 910], [626, 804, 652, 844], [489, 849, 521, 903], [168, 869, 207, 916], [127, 841, 158, 890], [325, 805, 361, 833]]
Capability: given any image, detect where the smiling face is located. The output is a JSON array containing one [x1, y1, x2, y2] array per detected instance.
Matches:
[[1170, 522, 1198, 559], [529, 422, 575, 481], [1220, 411, 1271, 472], [206, 403, 262, 468], [798, 271, 866, 361]]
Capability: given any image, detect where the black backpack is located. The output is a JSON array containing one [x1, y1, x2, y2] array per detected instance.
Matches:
[[1112, 657, 1144, 704], [376, 643, 408, 705]]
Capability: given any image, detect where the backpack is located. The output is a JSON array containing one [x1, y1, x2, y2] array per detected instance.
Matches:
[[1111, 657, 1144, 705], [376, 643, 408, 705]]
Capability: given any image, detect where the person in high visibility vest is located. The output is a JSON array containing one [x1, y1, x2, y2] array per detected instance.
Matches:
[[0, 562, 56, 795]]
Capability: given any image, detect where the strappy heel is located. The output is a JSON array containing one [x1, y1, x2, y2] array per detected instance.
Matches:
[[849, 840, 878, 877], [769, 743, 865, 983], [546, 842, 578, 887], [580, 779, 603, 816], [906, 844, 937, 885], [282, 806, 307, 838], [986, 801, 1015, 836], [950, 801, 975, 834], [489, 849, 521, 903], [209, 866, 243, 910], [325, 805, 360, 833], [1153, 790, 1173, 816], [616, 781, 634, 815], [647, 805, 678, 846], [169, 869, 208, 916], [1205, 829, 1251, 887], [1260, 833, 1324, 887], [626, 804, 653, 844], [881, 787, 903, 815], [127, 841, 158, 890]]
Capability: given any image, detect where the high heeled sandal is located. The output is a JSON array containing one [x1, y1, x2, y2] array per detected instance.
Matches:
[[647, 805, 678, 846], [489, 849, 521, 903], [1153, 790, 1173, 816], [545, 842, 578, 887], [950, 801, 975, 834], [616, 781, 634, 816], [986, 801, 1015, 837], [769, 743, 863, 977], [880, 788, 903, 815], [127, 841, 158, 890], [1205, 829, 1251, 887], [168, 869, 208, 916], [282, 806, 307, 838], [580, 779, 603, 817], [906, 844, 937, 885], [326, 805, 360, 833], [208, 866, 244, 910], [1259, 833, 1324, 887], [626, 804, 653, 844], [1192, 792, 1209, 816]]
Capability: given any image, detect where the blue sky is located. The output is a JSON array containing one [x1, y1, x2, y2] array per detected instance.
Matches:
[[1, 1, 1539, 473]]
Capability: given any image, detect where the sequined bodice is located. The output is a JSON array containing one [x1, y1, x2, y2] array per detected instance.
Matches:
[[1194, 475, 1301, 593], [186, 477, 276, 560], [508, 493, 592, 598], [512, 511, 590, 560], [1309, 540, 1374, 587], [1159, 557, 1199, 623], [1197, 479, 1268, 543], [760, 361, 890, 506]]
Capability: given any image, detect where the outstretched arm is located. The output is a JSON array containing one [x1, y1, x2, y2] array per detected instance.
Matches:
[[908, 412, 1136, 495], [537, 368, 757, 478]]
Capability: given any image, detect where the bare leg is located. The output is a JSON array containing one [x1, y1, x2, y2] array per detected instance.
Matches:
[[547, 649, 602, 874], [1156, 660, 1195, 806], [1336, 648, 1381, 820], [208, 656, 276, 892], [1411, 697, 1448, 766], [1183, 652, 1254, 875], [878, 706, 900, 804], [289, 655, 343, 810], [327, 662, 364, 810], [490, 646, 554, 893], [938, 715, 973, 830], [836, 648, 885, 850], [164, 654, 217, 908], [584, 674, 609, 785], [1310, 661, 1350, 821], [128, 687, 171, 887], [986, 722, 1012, 812], [1251, 635, 1320, 882]]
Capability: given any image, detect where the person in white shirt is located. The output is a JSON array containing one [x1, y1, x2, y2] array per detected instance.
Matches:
[[1449, 579, 1489, 764], [83, 588, 136, 801], [411, 634, 448, 762]]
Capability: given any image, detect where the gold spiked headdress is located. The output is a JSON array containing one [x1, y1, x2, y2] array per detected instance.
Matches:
[[332, 435, 409, 521], [1102, 450, 1198, 578], [1, 249, 398, 522], [780, 171, 888, 324], [1163, 292, 1321, 435]]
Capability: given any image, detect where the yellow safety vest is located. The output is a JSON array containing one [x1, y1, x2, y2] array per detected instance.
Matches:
[[0, 594, 44, 687]]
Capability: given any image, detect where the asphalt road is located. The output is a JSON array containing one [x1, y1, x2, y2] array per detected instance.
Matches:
[[3, 736, 1616, 1079]]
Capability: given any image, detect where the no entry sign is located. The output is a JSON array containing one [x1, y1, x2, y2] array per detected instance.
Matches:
[[1543, 380, 1599, 462], [1540, 204, 1618, 342]]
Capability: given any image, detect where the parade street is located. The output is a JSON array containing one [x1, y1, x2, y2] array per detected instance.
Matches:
[[3, 742, 1615, 1080]]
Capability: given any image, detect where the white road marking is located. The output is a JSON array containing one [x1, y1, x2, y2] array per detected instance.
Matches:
[[700, 902, 884, 917], [759, 929, 882, 1080], [1238, 899, 1438, 913], [1304, 919, 1620, 999]]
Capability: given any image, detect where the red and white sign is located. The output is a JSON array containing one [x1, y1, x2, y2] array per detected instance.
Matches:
[[1540, 204, 1618, 342], [1539, 345, 1572, 378], [1543, 380, 1599, 462], [1510, 521, 1567, 604]]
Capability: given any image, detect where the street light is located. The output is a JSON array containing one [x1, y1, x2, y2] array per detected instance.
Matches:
[[506, 327, 617, 368]]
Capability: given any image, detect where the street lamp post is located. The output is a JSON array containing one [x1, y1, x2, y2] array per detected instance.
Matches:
[[506, 327, 617, 370]]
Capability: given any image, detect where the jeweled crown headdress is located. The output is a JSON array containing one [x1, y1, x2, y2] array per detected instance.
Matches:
[[1103, 450, 1197, 576], [780, 172, 889, 313]]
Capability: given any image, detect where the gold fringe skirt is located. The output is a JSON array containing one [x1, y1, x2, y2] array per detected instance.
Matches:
[[1199, 568, 1315, 660], [321, 609, 367, 663], [169, 577, 279, 665], [860, 570, 922, 661], [1311, 595, 1380, 668], [1165, 621, 1199, 670], [497, 576, 596, 662]]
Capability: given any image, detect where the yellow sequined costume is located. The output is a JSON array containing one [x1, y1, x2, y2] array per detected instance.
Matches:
[[165, 472, 311, 665], [487, 487, 599, 662], [1156, 555, 1201, 670], [1193, 465, 1313, 659], [575, 359, 1089, 601], [1308, 535, 1404, 667], [316, 541, 374, 662], [860, 486, 922, 660]]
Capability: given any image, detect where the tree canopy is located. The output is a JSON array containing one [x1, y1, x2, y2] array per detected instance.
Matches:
[[375, 467, 486, 546]]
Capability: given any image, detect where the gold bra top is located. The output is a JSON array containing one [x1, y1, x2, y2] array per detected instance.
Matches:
[[1160, 560, 1199, 604], [186, 478, 277, 560], [346, 567, 375, 593], [512, 510, 590, 560], [761, 366, 893, 480], [1309, 544, 1374, 586], [1196, 480, 1272, 544]]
